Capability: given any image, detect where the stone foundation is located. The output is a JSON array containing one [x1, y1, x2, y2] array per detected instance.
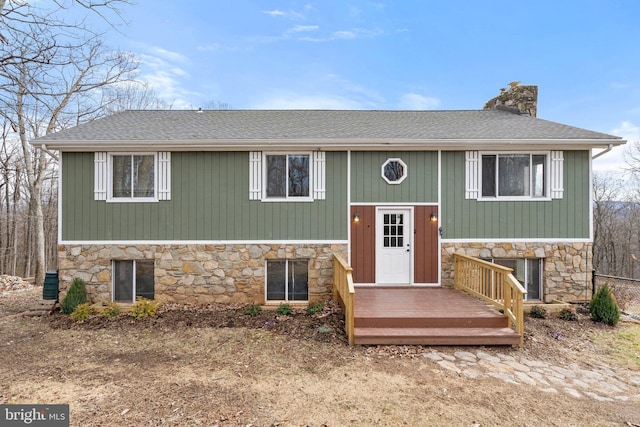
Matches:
[[58, 243, 347, 305], [441, 242, 593, 302]]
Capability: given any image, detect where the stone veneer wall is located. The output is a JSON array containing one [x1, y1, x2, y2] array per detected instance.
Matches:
[[58, 243, 347, 304], [441, 242, 593, 303]]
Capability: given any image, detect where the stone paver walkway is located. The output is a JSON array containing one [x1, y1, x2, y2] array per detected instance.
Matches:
[[424, 349, 640, 402]]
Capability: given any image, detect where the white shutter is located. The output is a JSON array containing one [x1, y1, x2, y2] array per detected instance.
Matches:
[[158, 152, 171, 200], [249, 151, 262, 200], [94, 152, 107, 200], [550, 150, 564, 199], [313, 151, 326, 200], [465, 151, 479, 199]]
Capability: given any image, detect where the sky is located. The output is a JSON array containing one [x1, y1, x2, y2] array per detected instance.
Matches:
[[93, 0, 640, 174]]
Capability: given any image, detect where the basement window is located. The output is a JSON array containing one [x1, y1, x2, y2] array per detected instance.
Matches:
[[266, 259, 309, 302], [113, 260, 155, 302], [484, 258, 542, 301]]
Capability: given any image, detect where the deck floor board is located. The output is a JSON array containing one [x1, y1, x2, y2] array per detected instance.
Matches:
[[354, 287, 504, 319]]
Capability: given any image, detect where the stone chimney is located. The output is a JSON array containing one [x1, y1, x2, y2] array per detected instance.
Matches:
[[483, 82, 538, 117]]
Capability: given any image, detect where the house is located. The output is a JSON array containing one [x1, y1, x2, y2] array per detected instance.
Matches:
[[35, 85, 624, 311]]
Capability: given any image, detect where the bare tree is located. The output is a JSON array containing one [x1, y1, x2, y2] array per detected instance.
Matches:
[[593, 171, 640, 278], [103, 82, 173, 114], [0, 1, 137, 284]]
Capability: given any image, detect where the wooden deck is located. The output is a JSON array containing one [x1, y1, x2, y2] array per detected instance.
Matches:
[[353, 286, 521, 346]]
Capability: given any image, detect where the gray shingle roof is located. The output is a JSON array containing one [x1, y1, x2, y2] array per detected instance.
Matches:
[[35, 109, 623, 149]]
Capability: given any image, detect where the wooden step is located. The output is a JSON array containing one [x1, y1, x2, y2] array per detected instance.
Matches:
[[354, 315, 509, 329], [354, 327, 521, 346]]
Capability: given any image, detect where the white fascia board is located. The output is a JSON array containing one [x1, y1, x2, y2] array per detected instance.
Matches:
[[41, 138, 626, 152]]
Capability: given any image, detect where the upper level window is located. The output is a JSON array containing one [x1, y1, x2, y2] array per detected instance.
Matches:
[[481, 153, 546, 198], [110, 154, 156, 201], [382, 158, 407, 184], [266, 154, 310, 199]]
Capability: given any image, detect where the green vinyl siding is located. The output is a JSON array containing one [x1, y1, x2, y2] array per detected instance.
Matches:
[[351, 151, 438, 203], [441, 150, 590, 239], [61, 151, 347, 241]]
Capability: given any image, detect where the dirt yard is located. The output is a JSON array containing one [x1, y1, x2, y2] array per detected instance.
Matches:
[[1, 286, 639, 427]]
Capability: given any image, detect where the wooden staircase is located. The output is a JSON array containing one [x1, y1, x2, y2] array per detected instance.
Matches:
[[353, 287, 521, 346]]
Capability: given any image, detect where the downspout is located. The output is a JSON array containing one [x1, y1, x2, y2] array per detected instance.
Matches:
[[592, 144, 613, 160]]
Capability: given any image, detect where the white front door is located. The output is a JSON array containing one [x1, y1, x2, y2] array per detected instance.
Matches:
[[376, 208, 412, 284]]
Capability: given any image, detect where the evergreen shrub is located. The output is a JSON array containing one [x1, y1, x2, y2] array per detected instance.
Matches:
[[61, 278, 88, 314], [589, 285, 620, 326]]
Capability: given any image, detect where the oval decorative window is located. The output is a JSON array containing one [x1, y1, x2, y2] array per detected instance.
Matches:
[[381, 158, 407, 184]]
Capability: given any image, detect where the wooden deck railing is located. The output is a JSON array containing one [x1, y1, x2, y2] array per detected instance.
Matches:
[[454, 254, 527, 347], [333, 253, 355, 345]]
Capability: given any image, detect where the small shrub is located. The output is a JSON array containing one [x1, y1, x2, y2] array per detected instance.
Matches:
[[129, 297, 158, 319], [589, 285, 620, 326], [276, 303, 293, 315], [61, 278, 88, 314], [71, 303, 95, 322], [244, 303, 262, 316], [102, 302, 121, 318], [558, 307, 578, 321], [306, 301, 324, 315], [529, 305, 547, 319]]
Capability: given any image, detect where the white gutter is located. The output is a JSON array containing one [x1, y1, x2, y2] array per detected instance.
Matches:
[[34, 138, 626, 152], [592, 143, 614, 159]]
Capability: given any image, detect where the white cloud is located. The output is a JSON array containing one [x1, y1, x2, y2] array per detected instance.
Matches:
[[262, 9, 304, 19], [333, 28, 383, 40], [196, 43, 222, 52], [288, 25, 319, 33], [263, 9, 286, 17], [398, 93, 441, 110], [299, 27, 384, 43], [147, 47, 188, 63], [332, 30, 357, 40], [138, 49, 200, 109]]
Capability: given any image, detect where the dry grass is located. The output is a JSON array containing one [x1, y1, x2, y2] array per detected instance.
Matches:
[[1, 288, 639, 426]]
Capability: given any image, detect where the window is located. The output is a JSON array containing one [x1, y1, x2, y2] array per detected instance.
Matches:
[[113, 260, 155, 302], [465, 151, 563, 201], [110, 154, 156, 200], [485, 258, 542, 301], [266, 154, 310, 199], [481, 153, 546, 198], [381, 158, 407, 184], [250, 152, 326, 201], [383, 213, 404, 247], [95, 152, 170, 202], [266, 259, 309, 301]]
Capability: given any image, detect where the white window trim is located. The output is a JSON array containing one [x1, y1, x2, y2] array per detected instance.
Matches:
[[106, 152, 159, 203], [264, 259, 309, 303], [262, 152, 313, 202], [477, 151, 552, 201], [381, 157, 408, 185]]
